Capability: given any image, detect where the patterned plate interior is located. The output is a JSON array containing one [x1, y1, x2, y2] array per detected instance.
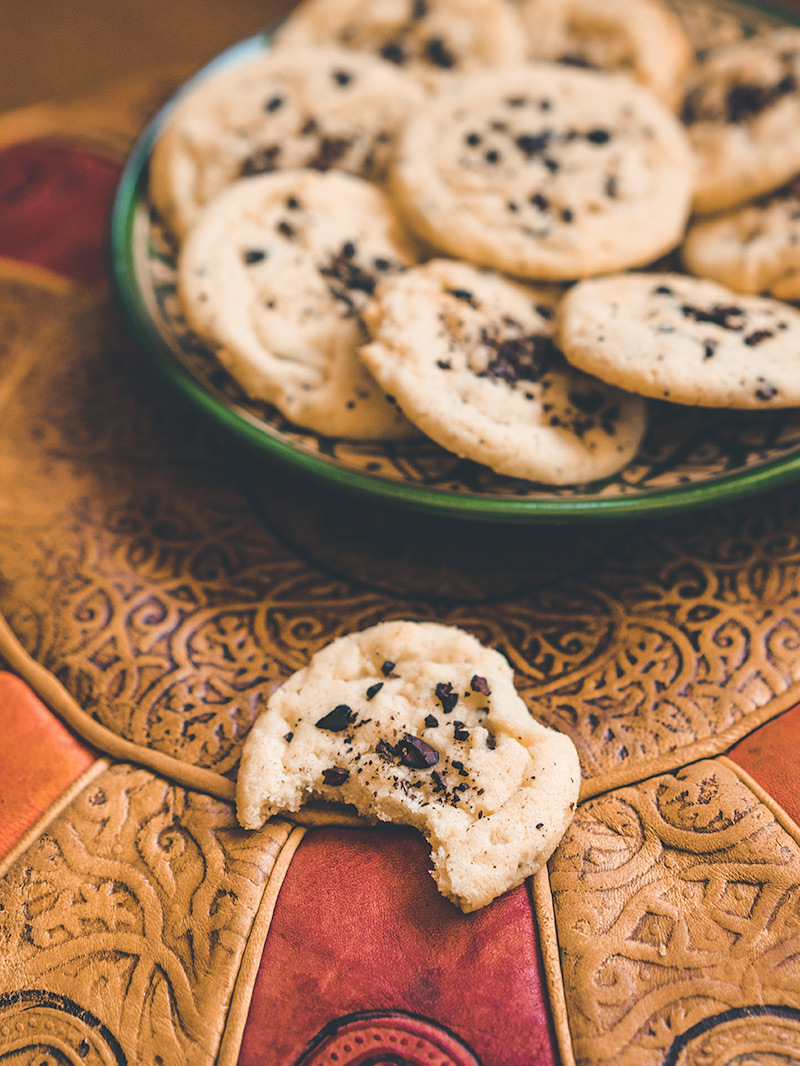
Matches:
[[112, 0, 800, 522]]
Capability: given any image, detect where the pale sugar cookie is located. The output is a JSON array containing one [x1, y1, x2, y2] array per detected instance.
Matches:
[[557, 272, 800, 408], [390, 64, 694, 280], [150, 45, 425, 240], [360, 259, 647, 484], [236, 620, 580, 912], [178, 170, 419, 438]]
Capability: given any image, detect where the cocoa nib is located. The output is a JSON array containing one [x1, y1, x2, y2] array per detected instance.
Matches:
[[239, 144, 281, 176], [376, 738, 398, 763], [322, 767, 349, 786], [435, 681, 458, 714], [316, 704, 356, 732], [398, 734, 439, 769], [481, 333, 561, 385], [680, 303, 745, 330]]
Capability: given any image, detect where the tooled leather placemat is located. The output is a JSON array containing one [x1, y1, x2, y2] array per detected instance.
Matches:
[[2, 46, 800, 1066]]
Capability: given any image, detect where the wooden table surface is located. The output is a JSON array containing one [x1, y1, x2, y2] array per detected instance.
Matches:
[[2, 0, 294, 111]]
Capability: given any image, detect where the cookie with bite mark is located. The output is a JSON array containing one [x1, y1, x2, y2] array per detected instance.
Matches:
[[236, 620, 580, 912]]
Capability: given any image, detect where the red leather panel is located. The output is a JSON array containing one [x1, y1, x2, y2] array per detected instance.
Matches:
[[0, 140, 120, 285], [0, 670, 96, 858], [238, 826, 557, 1066], [728, 701, 800, 827]]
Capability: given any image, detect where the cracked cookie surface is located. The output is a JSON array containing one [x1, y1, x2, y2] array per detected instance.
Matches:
[[236, 620, 580, 912], [274, 0, 527, 88], [557, 272, 800, 408], [150, 45, 425, 240], [360, 259, 647, 485], [390, 64, 694, 280], [178, 169, 419, 438], [682, 28, 800, 213], [518, 0, 691, 109]]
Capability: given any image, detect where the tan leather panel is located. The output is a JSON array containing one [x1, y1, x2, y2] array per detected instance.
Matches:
[[0, 761, 296, 1065], [546, 758, 800, 1065], [2, 294, 800, 803]]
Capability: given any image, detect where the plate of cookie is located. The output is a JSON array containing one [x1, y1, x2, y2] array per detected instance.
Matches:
[[110, 0, 800, 523]]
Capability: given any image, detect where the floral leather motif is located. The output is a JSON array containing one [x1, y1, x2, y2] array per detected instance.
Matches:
[[1, 54, 800, 1066]]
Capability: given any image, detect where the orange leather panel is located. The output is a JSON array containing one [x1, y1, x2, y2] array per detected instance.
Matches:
[[0, 139, 119, 286], [238, 826, 557, 1066], [0, 669, 95, 857], [728, 702, 800, 827]]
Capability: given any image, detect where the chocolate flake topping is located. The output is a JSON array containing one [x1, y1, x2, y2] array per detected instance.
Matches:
[[322, 767, 350, 786], [756, 383, 778, 401], [586, 128, 611, 145], [447, 288, 477, 307], [745, 330, 774, 346], [435, 681, 458, 714], [283, 732, 293, 743], [264, 95, 284, 113], [398, 734, 440, 769], [412, 0, 428, 17], [376, 738, 398, 762], [486, 732, 497, 750], [425, 36, 456, 69], [516, 132, 551, 157], [381, 660, 397, 677], [453, 724, 470, 741], [332, 69, 352, 86], [316, 704, 356, 732], [681, 303, 745, 330], [471, 675, 491, 696], [366, 682, 384, 700], [243, 249, 267, 265], [380, 40, 407, 65], [239, 144, 281, 176], [308, 136, 351, 170], [425, 714, 439, 728], [481, 333, 560, 386]]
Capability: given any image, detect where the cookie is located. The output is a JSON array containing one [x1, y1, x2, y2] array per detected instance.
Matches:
[[557, 272, 800, 409], [150, 45, 425, 240], [274, 0, 527, 88], [178, 170, 419, 438], [360, 260, 647, 485], [390, 64, 695, 280], [517, 0, 692, 109], [683, 175, 800, 300], [682, 28, 800, 214], [236, 620, 580, 912]]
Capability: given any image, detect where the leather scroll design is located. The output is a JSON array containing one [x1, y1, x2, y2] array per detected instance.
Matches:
[[0, 762, 294, 1066], [548, 758, 800, 1065]]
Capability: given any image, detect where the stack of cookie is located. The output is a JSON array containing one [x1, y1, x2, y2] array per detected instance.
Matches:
[[151, 0, 800, 486]]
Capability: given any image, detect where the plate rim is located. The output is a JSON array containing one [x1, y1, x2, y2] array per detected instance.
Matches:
[[109, 3, 800, 526]]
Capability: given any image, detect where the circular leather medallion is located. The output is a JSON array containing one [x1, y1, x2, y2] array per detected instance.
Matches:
[[0, 991, 125, 1066], [294, 1010, 481, 1066], [665, 1005, 800, 1066]]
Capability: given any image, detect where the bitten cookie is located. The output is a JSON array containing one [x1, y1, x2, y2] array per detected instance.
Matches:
[[518, 0, 692, 109], [274, 0, 527, 88], [682, 28, 800, 214], [557, 272, 800, 408], [390, 64, 694, 280], [178, 170, 419, 438], [360, 260, 647, 485], [236, 620, 580, 912], [150, 46, 425, 240], [683, 176, 800, 300]]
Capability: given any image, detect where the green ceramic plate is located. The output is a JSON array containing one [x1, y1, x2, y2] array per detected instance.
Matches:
[[110, 0, 800, 524]]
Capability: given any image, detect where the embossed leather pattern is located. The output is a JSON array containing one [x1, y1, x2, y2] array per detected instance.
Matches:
[[1, 48, 800, 1066]]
